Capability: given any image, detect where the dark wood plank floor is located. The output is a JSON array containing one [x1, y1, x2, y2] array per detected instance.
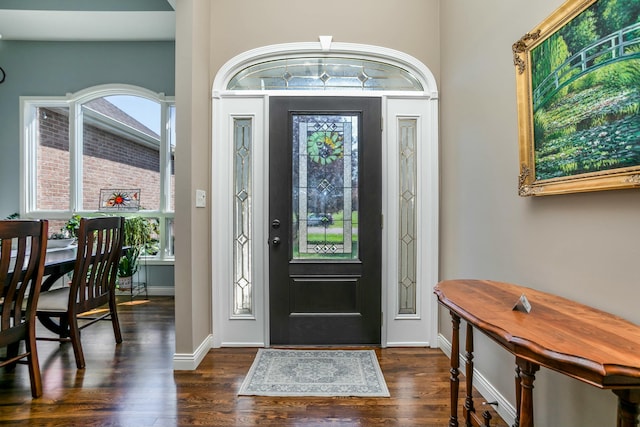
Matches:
[[0, 297, 508, 426]]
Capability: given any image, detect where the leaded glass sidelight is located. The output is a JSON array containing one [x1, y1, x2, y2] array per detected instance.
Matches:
[[292, 114, 359, 260], [233, 118, 252, 315], [398, 119, 417, 314]]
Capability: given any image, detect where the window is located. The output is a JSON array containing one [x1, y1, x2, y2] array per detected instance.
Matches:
[[227, 57, 423, 91], [21, 85, 175, 261]]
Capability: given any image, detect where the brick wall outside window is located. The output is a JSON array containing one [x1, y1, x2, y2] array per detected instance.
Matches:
[[37, 108, 167, 213], [37, 108, 71, 210]]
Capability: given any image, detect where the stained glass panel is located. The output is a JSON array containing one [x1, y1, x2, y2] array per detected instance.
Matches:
[[233, 118, 252, 315], [292, 114, 359, 260]]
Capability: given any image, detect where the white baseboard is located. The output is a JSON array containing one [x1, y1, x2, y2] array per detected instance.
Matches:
[[438, 333, 516, 426], [385, 341, 431, 347], [173, 334, 213, 370], [147, 286, 175, 296], [220, 342, 265, 347], [116, 286, 175, 297]]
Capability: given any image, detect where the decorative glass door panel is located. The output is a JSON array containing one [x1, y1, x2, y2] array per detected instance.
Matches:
[[292, 114, 359, 260], [269, 97, 381, 345]]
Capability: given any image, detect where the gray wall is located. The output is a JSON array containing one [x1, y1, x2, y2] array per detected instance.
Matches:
[[135, 264, 175, 294], [440, 1, 640, 425], [0, 40, 175, 290], [0, 40, 175, 217]]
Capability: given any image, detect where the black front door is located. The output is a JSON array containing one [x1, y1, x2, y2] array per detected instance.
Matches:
[[269, 96, 382, 345]]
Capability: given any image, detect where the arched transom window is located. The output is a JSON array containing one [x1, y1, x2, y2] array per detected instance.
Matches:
[[227, 57, 424, 91]]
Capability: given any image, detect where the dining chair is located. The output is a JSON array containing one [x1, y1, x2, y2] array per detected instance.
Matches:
[[0, 219, 48, 398], [36, 216, 124, 369]]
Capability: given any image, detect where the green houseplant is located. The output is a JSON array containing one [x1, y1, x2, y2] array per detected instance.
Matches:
[[64, 214, 81, 238], [118, 216, 156, 290], [47, 214, 81, 248], [117, 249, 139, 290]]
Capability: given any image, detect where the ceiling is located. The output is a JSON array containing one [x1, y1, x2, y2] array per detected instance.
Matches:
[[0, 0, 175, 41]]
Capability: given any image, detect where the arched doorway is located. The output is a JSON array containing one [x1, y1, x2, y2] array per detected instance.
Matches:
[[211, 40, 439, 348]]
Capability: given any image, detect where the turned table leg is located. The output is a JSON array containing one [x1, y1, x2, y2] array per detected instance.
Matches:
[[450, 312, 461, 427], [614, 389, 640, 427], [513, 365, 521, 427], [465, 323, 476, 427], [516, 357, 540, 427], [483, 411, 493, 427]]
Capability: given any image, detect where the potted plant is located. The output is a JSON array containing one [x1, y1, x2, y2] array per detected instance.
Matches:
[[48, 214, 81, 248], [64, 214, 81, 238], [117, 216, 155, 291], [117, 248, 139, 291]]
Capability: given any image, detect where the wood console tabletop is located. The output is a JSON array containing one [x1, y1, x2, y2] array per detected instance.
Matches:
[[434, 279, 640, 427]]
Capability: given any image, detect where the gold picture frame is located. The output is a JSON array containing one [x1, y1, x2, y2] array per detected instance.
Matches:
[[514, 0, 640, 196]]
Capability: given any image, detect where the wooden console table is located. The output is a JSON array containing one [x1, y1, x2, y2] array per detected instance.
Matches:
[[434, 279, 640, 427]]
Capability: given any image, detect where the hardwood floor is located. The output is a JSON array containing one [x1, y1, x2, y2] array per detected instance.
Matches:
[[0, 297, 508, 426]]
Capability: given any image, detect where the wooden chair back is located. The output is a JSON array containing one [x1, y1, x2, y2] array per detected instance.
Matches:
[[36, 216, 124, 369], [70, 217, 124, 315], [0, 219, 48, 397]]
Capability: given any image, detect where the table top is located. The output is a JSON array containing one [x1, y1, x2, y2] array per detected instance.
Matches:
[[43, 246, 77, 269], [434, 279, 640, 389], [8, 245, 76, 273]]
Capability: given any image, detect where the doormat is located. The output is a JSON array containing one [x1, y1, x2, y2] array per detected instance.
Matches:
[[238, 349, 390, 397]]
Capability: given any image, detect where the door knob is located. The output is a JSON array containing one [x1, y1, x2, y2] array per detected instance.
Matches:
[[271, 237, 281, 246]]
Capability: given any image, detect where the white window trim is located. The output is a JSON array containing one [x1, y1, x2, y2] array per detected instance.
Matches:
[[212, 41, 438, 98], [19, 83, 176, 261]]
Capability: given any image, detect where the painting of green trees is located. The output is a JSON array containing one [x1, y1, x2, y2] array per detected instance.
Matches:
[[531, 0, 640, 180]]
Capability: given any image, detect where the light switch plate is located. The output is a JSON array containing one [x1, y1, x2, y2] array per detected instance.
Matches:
[[195, 189, 206, 208]]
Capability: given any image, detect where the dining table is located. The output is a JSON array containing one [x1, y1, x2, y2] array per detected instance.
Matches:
[[41, 245, 78, 291]]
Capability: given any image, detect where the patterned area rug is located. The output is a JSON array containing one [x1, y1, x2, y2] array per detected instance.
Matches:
[[238, 349, 390, 397]]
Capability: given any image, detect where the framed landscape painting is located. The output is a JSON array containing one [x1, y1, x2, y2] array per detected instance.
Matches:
[[514, 0, 640, 196]]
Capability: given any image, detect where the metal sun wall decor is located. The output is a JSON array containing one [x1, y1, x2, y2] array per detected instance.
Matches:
[[99, 189, 140, 212]]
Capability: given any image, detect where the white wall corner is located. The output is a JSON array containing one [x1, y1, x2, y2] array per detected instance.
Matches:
[[173, 334, 214, 370], [438, 333, 517, 426]]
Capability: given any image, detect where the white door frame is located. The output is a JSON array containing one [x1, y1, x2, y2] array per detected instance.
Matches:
[[211, 40, 439, 348]]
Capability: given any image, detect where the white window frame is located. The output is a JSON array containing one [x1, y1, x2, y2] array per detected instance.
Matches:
[[19, 84, 175, 262]]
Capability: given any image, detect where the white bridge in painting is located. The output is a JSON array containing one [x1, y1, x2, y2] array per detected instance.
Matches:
[[533, 22, 640, 110]]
